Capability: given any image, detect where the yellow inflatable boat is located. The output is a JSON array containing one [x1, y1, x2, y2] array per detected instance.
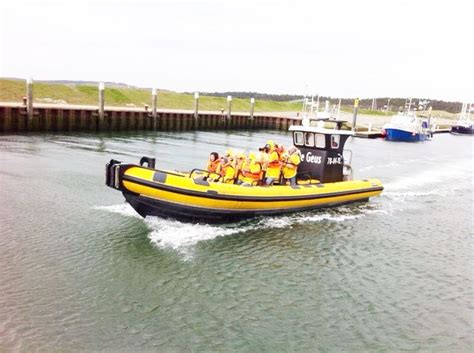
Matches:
[[106, 123, 383, 222]]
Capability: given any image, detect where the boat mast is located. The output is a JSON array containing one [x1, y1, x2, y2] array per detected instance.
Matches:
[[405, 98, 414, 115], [460, 102, 466, 121]]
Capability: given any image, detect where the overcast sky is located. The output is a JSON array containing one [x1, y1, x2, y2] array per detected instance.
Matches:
[[1, 0, 473, 101]]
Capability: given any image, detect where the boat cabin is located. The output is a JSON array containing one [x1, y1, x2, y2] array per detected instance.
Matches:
[[289, 123, 354, 183]]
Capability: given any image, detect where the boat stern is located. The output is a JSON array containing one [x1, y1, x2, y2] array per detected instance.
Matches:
[[105, 159, 123, 191]]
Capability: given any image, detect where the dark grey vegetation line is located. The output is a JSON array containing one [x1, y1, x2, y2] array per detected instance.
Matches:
[[185, 92, 463, 113]]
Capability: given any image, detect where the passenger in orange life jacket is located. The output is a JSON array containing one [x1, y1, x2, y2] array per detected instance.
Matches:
[[241, 152, 262, 186], [216, 156, 228, 181], [258, 143, 270, 174], [282, 147, 301, 186], [261, 141, 282, 185], [206, 152, 220, 180], [276, 144, 286, 156], [276, 144, 287, 183], [222, 156, 237, 184], [234, 153, 247, 184]]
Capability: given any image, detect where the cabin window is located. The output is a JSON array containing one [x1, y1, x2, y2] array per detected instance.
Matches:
[[294, 132, 304, 146], [304, 132, 315, 147], [330, 135, 340, 149], [315, 134, 325, 148]]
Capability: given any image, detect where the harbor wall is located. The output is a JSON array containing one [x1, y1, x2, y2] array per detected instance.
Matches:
[[0, 104, 301, 133]]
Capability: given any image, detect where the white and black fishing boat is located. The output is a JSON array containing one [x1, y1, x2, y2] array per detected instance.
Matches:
[[451, 102, 474, 135], [382, 99, 432, 142]]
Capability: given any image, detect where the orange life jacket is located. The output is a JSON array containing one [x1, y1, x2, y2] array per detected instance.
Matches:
[[217, 163, 229, 177], [207, 159, 220, 173], [242, 162, 262, 180], [267, 150, 281, 168]]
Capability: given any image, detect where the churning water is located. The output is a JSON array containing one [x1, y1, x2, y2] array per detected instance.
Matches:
[[0, 130, 473, 352]]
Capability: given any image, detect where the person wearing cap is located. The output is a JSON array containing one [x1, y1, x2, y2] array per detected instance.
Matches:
[[241, 152, 262, 186], [282, 147, 301, 186], [263, 141, 282, 185]]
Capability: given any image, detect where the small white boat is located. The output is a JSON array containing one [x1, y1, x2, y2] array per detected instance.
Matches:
[[451, 102, 474, 135]]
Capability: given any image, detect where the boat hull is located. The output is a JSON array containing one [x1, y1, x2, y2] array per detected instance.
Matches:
[[123, 191, 371, 223], [450, 125, 474, 135], [106, 163, 383, 223], [385, 128, 429, 142]]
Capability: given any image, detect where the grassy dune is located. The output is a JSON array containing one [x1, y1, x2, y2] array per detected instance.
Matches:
[[0, 79, 457, 119], [0, 79, 302, 112]]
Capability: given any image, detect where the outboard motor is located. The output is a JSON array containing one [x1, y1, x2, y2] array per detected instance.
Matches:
[[106, 156, 156, 190], [289, 124, 354, 183], [105, 159, 122, 189]]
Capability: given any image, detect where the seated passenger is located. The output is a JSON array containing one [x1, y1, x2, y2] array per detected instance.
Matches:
[[216, 156, 228, 181], [241, 152, 262, 186], [223, 156, 237, 184], [258, 145, 269, 183], [206, 152, 220, 181], [275, 144, 286, 156], [257, 152, 266, 185], [282, 147, 301, 186], [264, 141, 282, 185], [235, 153, 247, 184]]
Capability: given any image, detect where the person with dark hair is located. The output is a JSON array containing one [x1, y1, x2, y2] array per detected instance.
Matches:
[[206, 152, 220, 181]]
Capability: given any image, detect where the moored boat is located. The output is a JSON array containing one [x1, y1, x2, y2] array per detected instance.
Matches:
[[382, 99, 432, 142], [105, 124, 383, 222], [451, 102, 474, 135]]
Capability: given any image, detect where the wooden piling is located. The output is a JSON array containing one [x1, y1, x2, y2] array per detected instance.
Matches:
[[44, 108, 52, 131], [227, 96, 232, 121], [98, 82, 105, 125], [26, 78, 34, 128], [55, 109, 63, 131], [0, 106, 11, 132], [152, 88, 158, 130], [352, 98, 359, 131], [249, 98, 255, 120], [194, 92, 199, 129]]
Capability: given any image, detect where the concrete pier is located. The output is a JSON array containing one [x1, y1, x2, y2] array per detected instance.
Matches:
[[0, 103, 301, 133]]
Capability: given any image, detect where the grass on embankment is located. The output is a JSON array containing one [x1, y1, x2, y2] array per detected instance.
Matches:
[[0, 79, 302, 113], [1, 78, 457, 119], [340, 106, 457, 120]]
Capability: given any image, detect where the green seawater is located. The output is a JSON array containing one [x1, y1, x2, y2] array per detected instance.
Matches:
[[0, 131, 473, 352]]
